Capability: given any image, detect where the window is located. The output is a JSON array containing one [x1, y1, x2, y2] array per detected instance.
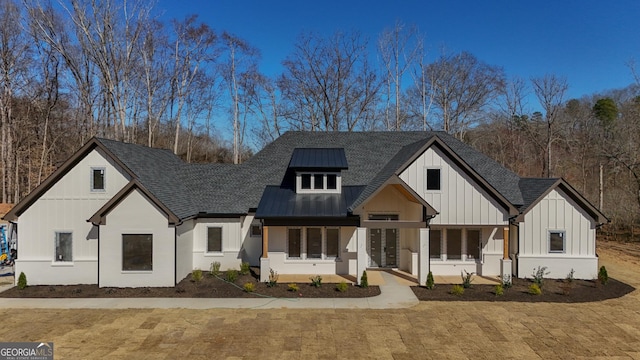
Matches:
[[466, 230, 481, 261], [429, 229, 442, 259], [327, 174, 337, 189], [447, 229, 462, 260], [301, 174, 312, 189], [55, 232, 72, 262], [122, 234, 152, 271], [250, 224, 262, 237], [549, 231, 565, 253], [326, 228, 340, 258], [426, 168, 441, 191], [368, 214, 399, 221], [91, 167, 105, 191], [314, 174, 324, 189], [207, 227, 222, 252], [288, 228, 302, 258], [307, 228, 322, 259]]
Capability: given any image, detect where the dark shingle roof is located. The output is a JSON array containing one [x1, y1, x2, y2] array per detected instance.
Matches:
[[97, 131, 528, 220], [518, 178, 559, 210]]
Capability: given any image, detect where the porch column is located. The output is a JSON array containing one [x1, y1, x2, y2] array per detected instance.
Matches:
[[356, 227, 367, 285], [418, 228, 430, 286], [500, 226, 512, 281], [260, 226, 270, 282]]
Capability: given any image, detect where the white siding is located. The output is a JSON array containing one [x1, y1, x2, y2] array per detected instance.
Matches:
[[192, 218, 243, 271], [240, 214, 262, 266], [176, 220, 194, 282], [518, 188, 598, 279], [15, 148, 130, 285], [399, 146, 508, 225], [99, 189, 175, 287]]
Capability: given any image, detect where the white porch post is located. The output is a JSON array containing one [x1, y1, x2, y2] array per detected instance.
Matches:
[[418, 228, 430, 286], [500, 226, 512, 282], [356, 227, 367, 285]]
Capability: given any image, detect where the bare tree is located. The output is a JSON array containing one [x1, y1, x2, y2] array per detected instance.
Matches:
[[427, 51, 505, 138], [531, 74, 568, 177]]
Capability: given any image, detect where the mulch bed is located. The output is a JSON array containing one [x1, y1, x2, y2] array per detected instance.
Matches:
[[0, 270, 380, 299], [411, 277, 635, 303]]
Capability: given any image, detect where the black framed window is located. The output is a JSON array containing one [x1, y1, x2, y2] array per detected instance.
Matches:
[[306, 228, 322, 259], [288, 228, 301, 258], [55, 232, 72, 262], [426, 168, 441, 191], [326, 174, 337, 189], [326, 228, 339, 258], [91, 168, 105, 191], [429, 229, 441, 259], [122, 234, 152, 271], [549, 231, 565, 253], [207, 227, 222, 252]]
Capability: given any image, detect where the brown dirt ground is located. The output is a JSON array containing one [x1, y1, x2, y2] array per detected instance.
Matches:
[[0, 269, 380, 298]]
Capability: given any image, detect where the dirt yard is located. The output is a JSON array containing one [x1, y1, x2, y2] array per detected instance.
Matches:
[[0, 240, 638, 359]]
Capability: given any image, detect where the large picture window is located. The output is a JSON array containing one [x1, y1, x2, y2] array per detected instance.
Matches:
[[429, 229, 442, 259], [122, 234, 152, 271], [55, 232, 72, 262], [326, 228, 340, 258], [549, 231, 565, 253], [466, 230, 481, 261], [288, 228, 302, 258], [447, 229, 462, 260], [207, 227, 222, 252]]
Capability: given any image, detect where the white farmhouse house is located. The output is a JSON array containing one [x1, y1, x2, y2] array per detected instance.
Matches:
[[3, 132, 608, 287]]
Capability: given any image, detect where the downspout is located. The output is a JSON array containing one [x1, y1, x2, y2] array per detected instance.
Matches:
[[508, 216, 519, 278], [96, 225, 100, 287]]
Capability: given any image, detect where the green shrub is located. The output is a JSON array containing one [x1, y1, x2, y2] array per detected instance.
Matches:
[[191, 269, 203, 283], [310, 275, 322, 288], [528, 283, 542, 295], [450, 284, 464, 296], [243, 282, 255, 292], [494, 284, 504, 296], [226, 269, 239, 283], [566, 268, 575, 283], [266, 268, 279, 288], [336, 281, 348, 292], [426, 271, 434, 290], [598, 266, 609, 285], [531, 266, 549, 288], [17, 272, 27, 290], [360, 270, 369, 288], [287, 283, 299, 292], [240, 262, 251, 275], [210, 261, 221, 276], [461, 270, 474, 288]]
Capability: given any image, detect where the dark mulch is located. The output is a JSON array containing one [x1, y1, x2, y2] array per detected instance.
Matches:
[[0, 270, 380, 299], [412, 277, 635, 303]]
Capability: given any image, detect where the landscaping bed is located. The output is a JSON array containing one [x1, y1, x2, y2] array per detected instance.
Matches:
[[0, 270, 380, 299], [411, 277, 634, 303]]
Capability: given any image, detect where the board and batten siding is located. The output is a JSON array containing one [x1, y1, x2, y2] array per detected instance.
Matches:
[[99, 188, 175, 287], [518, 187, 598, 279], [176, 219, 195, 283], [399, 146, 508, 226], [192, 218, 243, 271], [16, 148, 131, 285]]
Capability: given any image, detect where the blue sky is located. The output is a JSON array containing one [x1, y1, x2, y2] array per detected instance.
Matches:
[[156, 0, 640, 106]]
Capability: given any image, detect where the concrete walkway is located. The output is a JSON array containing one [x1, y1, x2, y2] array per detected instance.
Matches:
[[0, 270, 419, 310]]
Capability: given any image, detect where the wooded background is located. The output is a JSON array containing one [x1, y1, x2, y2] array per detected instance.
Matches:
[[2, 0, 639, 237]]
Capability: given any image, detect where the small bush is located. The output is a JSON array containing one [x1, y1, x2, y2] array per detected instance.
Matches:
[[531, 266, 550, 288], [450, 284, 464, 296], [191, 269, 203, 283], [243, 282, 255, 292], [598, 266, 608, 285], [566, 268, 575, 283], [336, 281, 348, 292], [426, 271, 434, 290], [287, 283, 299, 292], [210, 261, 221, 276], [494, 284, 504, 296], [528, 283, 542, 295], [266, 268, 279, 287], [17, 272, 26, 290], [240, 262, 251, 275], [226, 269, 239, 283], [461, 270, 475, 288], [310, 275, 322, 288], [501, 274, 512, 289], [360, 270, 369, 288]]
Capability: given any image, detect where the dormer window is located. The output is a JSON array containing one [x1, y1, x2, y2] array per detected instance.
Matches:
[[296, 172, 341, 193]]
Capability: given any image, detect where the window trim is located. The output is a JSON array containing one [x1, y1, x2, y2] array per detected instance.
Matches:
[[425, 167, 442, 192], [296, 172, 341, 194], [91, 167, 106, 192], [548, 230, 566, 254], [206, 226, 223, 253], [122, 233, 153, 272], [54, 231, 73, 263]]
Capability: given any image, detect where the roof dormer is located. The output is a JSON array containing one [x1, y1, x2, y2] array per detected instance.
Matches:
[[288, 148, 347, 194]]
